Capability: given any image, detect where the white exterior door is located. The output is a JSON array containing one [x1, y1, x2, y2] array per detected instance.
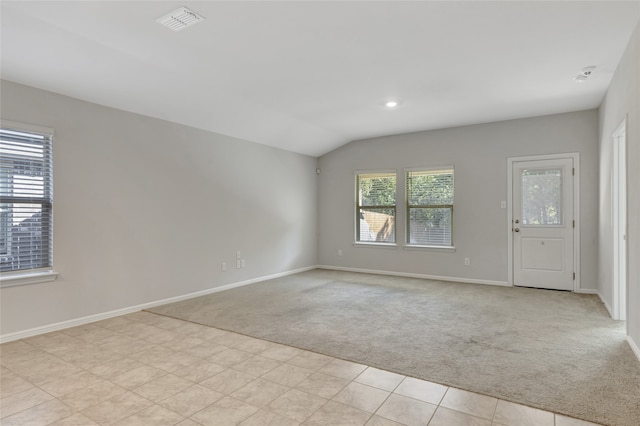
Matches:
[[512, 157, 574, 291]]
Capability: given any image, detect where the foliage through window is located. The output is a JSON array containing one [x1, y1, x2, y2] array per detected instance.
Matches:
[[356, 172, 396, 243], [406, 169, 454, 246], [521, 168, 562, 225], [0, 127, 53, 273]]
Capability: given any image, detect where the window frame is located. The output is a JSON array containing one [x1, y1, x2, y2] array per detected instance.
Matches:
[[405, 166, 455, 250], [354, 170, 397, 246], [0, 120, 57, 287]]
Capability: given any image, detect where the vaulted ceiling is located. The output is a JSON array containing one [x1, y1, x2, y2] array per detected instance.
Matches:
[[2, 1, 638, 156]]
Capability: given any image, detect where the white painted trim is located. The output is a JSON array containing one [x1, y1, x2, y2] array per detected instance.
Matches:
[[574, 154, 582, 292], [353, 242, 398, 249], [507, 153, 581, 291], [317, 265, 509, 287], [507, 158, 514, 285], [0, 306, 144, 344], [612, 117, 627, 321], [0, 266, 315, 343], [0, 271, 58, 288], [598, 291, 613, 318], [575, 288, 598, 294], [403, 165, 455, 173], [627, 336, 640, 362], [354, 169, 397, 176], [0, 119, 54, 135], [403, 245, 456, 253]]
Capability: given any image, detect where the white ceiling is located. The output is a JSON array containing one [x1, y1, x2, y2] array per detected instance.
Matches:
[[1, 1, 638, 157]]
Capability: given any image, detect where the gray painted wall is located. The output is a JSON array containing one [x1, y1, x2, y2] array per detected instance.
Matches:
[[0, 80, 318, 335], [3, 35, 637, 353], [599, 22, 640, 352], [317, 110, 599, 289]]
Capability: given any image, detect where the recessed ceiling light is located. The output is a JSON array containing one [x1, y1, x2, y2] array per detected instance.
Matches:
[[156, 7, 205, 32], [385, 101, 399, 108], [573, 66, 596, 83]]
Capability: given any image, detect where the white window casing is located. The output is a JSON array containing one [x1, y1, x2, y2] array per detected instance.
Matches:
[[0, 120, 56, 287]]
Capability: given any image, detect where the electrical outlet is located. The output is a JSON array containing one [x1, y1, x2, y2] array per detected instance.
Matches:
[[221, 262, 227, 272], [236, 260, 241, 269], [236, 250, 241, 259], [241, 259, 246, 268], [464, 258, 471, 266]]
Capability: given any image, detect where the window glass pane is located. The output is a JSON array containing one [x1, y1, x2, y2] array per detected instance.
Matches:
[[409, 207, 452, 245], [407, 170, 453, 205], [356, 172, 396, 243], [359, 208, 395, 242], [406, 169, 454, 246], [0, 204, 49, 272], [0, 128, 53, 273], [358, 174, 396, 207], [521, 168, 562, 225]]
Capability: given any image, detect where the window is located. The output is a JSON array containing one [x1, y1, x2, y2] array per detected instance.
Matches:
[[406, 168, 454, 246], [521, 167, 562, 225], [0, 126, 53, 274], [356, 172, 396, 243]]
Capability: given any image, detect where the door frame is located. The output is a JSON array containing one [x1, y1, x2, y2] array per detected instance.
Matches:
[[507, 153, 580, 291], [612, 118, 627, 320]]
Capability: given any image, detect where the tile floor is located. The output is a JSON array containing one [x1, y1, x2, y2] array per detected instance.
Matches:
[[1, 311, 601, 426]]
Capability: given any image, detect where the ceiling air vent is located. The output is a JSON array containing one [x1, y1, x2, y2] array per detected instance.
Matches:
[[156, 7, 205, 32]]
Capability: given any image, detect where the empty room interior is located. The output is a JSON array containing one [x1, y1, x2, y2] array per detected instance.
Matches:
[[1, 1, 639, 426]]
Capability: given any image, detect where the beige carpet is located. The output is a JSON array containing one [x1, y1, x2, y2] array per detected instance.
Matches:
[[148, 269, 640, 426]]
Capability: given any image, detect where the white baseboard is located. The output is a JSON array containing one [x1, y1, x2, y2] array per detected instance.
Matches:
[[597, 291, 613, 318], [0, 265, 316, 344], [627, 336, 640, 362], [0, 304, 150, 345], [575, 288, 598, 294], [317, 265, 510, 287]]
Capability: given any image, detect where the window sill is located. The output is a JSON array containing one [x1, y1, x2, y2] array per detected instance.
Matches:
[[0, 271, 59, 288], [353, 242, 398, 249], [403, 245, 456, 253]]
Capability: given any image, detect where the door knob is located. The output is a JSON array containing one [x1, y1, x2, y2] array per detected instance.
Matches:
[[515, 219, 520, 224], [514, 228, 520, 232]]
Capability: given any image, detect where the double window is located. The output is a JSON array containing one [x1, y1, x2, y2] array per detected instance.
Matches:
[[0, 126, 53, 274], [355, 168, 454, 247]]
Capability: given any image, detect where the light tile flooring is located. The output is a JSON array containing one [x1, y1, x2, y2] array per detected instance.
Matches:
[[1, 311, 601, 426]]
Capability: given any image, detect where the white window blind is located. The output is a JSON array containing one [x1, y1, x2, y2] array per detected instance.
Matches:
[[406, 169, 454, 246], [0, 128, 53, 273], [356, 172, 396, 243]]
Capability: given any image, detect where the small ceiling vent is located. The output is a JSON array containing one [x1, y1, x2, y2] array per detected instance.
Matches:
[[156, 7, 205, 32]]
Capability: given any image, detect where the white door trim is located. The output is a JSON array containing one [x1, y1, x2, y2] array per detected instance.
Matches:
[[612, 118, 627, 321], [507, 153, 580, 290]]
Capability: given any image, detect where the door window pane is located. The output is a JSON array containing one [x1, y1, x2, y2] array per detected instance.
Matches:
[[521, 168, 562, 225]]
